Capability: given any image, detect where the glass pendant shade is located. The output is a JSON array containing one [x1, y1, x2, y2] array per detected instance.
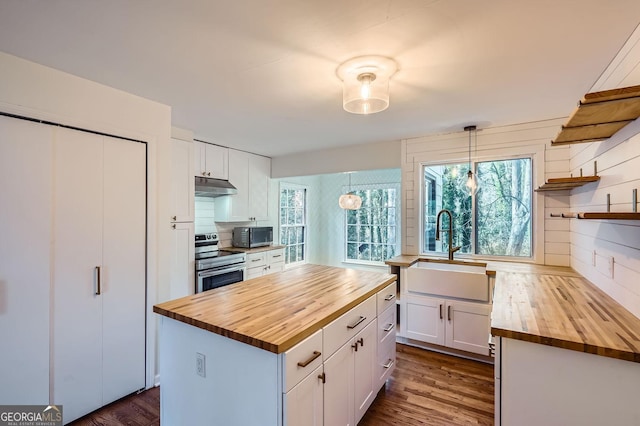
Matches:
[[466, 170, 479, 196], [339, 193, 362, 210]]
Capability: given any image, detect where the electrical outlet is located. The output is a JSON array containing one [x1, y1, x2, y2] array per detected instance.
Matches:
[[196, 352, 206, 378]]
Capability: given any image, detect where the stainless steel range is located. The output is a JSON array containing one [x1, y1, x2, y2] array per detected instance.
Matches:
[[195, 233, 246, 293]]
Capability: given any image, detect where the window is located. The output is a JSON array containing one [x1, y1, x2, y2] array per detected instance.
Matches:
[[422, 157, 532, 258], [279, 185, 307, 265], [345, 186, 399, 264]]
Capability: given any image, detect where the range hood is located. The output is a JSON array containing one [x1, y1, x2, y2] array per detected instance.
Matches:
[[195, 177, 238, 197]]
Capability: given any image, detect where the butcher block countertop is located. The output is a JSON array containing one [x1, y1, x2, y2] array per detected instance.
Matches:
[[491, 270, 640, 363], [153, 264, 396, 354]]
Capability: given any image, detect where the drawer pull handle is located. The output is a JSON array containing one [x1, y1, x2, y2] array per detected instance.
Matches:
[[252, 259, 261, 262], [297, 351, 321, 368], [383, 323, 394, 332], [384, 294, 395, 301], [272, 254, 281, 258], [347, 316, 366, 329], [448, 305, 452, 321], [383, 359, 394, 369]]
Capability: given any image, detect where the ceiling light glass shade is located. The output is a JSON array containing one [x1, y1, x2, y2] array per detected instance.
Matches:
[[337, 56, 398, 115], [339, 193, 362, 210], [343, 73, 390, 114]]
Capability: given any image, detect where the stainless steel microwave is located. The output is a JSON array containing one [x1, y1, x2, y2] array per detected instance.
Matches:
[[232, 226, 273, 248]]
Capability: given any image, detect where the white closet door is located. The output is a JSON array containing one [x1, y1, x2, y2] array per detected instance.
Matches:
[[101, 137, 146, 404], [0, 116, 52, 404], [52, 127, 104, 423]]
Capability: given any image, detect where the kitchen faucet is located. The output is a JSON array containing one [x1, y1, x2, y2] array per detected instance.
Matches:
[[435, 209, 461, 261]]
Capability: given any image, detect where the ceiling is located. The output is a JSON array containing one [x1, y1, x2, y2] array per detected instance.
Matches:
[[0, 1, 639, 157]]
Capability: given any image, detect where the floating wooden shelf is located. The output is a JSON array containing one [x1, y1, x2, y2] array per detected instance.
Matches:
[[550, 212, 640, 220], [552, 85, 640, 145], [535, 176, 600, 192]]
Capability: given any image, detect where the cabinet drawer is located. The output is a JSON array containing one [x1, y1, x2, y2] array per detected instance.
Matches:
[[247, 252, 266, 268], [323, 296, 376, 359], [376, 335, 396, 387], [377, 304, 396, 344], [283, 329, 323, 393], [267, 249, 285, 263], [377, 281, 397, 315]]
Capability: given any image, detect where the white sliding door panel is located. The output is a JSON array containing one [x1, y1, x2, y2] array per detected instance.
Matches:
[[52, 128, 104, 423], [101, 138, 146, 404], [0, 116, 52, 404]]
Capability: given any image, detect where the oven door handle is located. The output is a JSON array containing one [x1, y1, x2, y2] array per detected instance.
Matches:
[[198, 265, 246, 278]]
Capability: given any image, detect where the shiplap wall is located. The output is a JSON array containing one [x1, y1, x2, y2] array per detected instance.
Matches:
[[402, 118, 571, 266], [569, 120, 640, 319]]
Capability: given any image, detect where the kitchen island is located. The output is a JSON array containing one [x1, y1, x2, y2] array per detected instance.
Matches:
[[154, 264, 397, 425]]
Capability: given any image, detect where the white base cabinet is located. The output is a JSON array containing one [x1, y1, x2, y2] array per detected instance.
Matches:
[[403, 294, 491, 356], [284, 365, 324, 426], [246, 248, 285, 280]]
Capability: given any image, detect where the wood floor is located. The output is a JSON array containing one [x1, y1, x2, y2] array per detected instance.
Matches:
[[70, 343, 494, 425]]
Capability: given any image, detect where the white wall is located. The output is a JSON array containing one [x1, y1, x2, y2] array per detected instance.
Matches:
[[272, 140, 401, 178], [0, 51, 172, 388], [402, 119, 568, 266]]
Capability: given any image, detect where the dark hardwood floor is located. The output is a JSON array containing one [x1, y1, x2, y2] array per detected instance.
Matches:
[[70, 343, 494, 425]]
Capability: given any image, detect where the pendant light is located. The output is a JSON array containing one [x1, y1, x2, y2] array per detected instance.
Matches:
[[464, 125, 479, 196], [339, 172, 362, 210]]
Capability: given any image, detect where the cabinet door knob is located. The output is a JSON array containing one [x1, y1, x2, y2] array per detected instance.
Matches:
[[172, 224, 176, 229], [448, 305, 452, 321], [439, 304, 443, 320], [202, 172, 207, 176], [351, 342, 358, 352], [357, 337, 364, 347], [95, 266, 102, 295], [207, 172, 211, 176], [172, 215, 177, 221]]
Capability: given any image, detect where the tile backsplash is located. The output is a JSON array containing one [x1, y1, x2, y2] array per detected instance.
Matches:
[[194, 196, 249, 247]]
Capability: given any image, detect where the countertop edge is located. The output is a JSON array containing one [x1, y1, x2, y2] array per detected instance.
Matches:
[[490, 327, 640, 363]]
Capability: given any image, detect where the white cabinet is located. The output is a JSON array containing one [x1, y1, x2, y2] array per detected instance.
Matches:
[[446, 300, 491, 354], [325, 320, 377, 426], [194, 140, 228, 179], [52, 128, 146, 423], [376, 304, 397, 389], [214, 149, 270, 222], [170, 137, 195, 222], [283, 330, 324, 426], [284, 365, 324, 426], [245, 248, 285, 280], [169, 222, 195, 299], [404, 295, 491, 356]]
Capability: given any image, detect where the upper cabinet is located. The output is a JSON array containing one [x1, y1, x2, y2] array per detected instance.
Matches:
[[194, 140, 229, 180], [214, 150, 271, 222], [170, 138, 195, 222]]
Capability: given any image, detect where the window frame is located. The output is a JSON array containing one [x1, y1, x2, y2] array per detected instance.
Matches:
[[416, 146, 544, 263], [278, 182, 308, 268], [343, 182, 401, 266]]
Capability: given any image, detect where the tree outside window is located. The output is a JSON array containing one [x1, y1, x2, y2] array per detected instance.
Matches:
[[279, 186, 307, 265], [345, 186, 398, 263], [423, 157, 532, 258]]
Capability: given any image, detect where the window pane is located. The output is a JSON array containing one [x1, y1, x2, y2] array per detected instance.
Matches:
[[344, 186, 399, 263], [280, 187, 307, 265], [476, 158, 532, 257]]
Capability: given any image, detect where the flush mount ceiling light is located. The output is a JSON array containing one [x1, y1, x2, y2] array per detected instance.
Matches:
[[339, 172, 362, 210], [336, 56, 398, 115], [464, 125, 479, 196]]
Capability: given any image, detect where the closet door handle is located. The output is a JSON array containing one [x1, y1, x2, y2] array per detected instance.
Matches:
[[95, 266, 102, 295]]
